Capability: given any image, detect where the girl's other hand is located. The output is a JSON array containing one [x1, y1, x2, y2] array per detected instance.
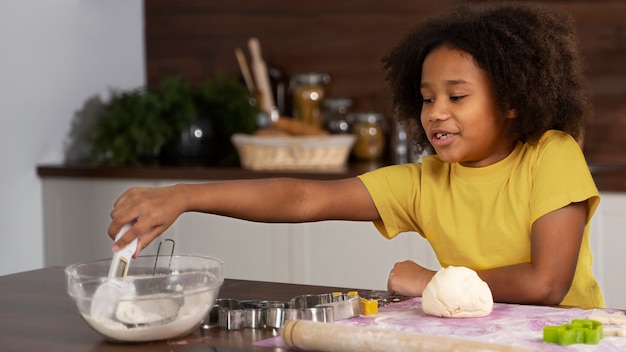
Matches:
[[387, 260, 436, 297], [108, 185, 188, 257]]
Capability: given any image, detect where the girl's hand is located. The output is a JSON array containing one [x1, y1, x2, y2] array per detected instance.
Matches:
[[387, 260, 436, 296], [108, 185, 188, 257]]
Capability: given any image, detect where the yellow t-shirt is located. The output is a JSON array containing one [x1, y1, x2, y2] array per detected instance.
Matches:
[[357, 130, 604, 308]]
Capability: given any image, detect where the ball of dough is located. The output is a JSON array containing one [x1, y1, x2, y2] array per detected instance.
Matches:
[[422, 266, 493, 318]]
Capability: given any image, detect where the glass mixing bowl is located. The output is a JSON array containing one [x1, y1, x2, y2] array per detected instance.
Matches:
[[65, 255, 223, 342]]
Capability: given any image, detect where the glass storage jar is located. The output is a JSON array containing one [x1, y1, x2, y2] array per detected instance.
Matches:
[[322, 97, 352, 134], [290, 72, 330, 128], [350, 112, 386, 161]]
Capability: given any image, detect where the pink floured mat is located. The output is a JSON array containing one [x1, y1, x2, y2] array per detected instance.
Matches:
[[254, 297, 626, 351]]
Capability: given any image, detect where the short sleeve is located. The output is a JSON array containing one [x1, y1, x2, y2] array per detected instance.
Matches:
[[530, 131, 599, 223], [357, 163, 425, 239]]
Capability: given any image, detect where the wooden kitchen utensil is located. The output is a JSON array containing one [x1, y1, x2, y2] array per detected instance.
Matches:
[[235, 48, 255, 93], [248, 37, 275, 115], [281, 319, 541, 352]]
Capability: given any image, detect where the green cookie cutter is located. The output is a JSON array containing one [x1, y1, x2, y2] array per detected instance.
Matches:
[[543, 319, 603, 345]]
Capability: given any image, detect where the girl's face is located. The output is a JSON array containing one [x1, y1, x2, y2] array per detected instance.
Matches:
[[420, 46, 517, 167]]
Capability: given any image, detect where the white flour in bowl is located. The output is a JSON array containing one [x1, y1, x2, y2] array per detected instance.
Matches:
[[115, 293, 183, 326], [82, 289, 217, 342]]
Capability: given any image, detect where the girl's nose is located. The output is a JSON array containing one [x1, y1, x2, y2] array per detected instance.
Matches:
[[426, 101, 450, 122]]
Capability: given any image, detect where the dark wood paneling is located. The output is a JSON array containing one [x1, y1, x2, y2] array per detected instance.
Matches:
[[144, 0, 626, 164]]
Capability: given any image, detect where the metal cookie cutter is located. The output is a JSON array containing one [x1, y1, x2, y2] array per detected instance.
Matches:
[[265, 304, 334, 329], [290, 292, 361, 321], [208, 292, 361, 330], [212, 299, 289, 330]]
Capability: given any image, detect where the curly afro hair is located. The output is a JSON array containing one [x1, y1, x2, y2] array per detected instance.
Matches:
[[382, 2, 591, 155]]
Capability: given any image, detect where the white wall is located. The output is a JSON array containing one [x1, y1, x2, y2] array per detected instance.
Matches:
[[0, 0, 145, 275]]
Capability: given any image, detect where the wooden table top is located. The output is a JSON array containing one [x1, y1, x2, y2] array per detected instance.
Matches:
[[0, 266, 360, 352]]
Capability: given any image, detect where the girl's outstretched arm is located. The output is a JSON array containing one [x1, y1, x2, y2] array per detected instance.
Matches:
[[108, 177, 380, 256], [477, 201, 587, 305]]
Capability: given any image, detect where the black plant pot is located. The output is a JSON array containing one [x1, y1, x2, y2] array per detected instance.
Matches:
[[160, 118, 216, 166]]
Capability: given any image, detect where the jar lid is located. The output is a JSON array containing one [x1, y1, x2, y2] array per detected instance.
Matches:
[[349, 112, 385, 124], [290, 72, 331, 85], [322, 97, 353, 109]]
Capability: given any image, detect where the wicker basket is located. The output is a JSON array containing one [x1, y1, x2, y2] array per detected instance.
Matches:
[[231, 133, 356, 171]]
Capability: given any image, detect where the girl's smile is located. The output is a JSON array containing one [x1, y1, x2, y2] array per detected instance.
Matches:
[[420, 46, 517, 167], [430, 129, 458, 148]]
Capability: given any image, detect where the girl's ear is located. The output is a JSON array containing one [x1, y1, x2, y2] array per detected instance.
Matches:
[[506, 108, 518, 119]]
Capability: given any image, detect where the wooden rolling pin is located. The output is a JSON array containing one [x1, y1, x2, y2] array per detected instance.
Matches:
[[281, 320, 541, 352]]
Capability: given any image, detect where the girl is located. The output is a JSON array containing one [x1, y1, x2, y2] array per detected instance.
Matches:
[[108, 2, 604, 308]]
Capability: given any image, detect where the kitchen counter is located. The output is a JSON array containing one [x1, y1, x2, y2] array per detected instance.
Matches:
[[0, 266, 358, 352], [589, 163, 626, 192], [37, 162, 626, 191], [35, 162, 384, 181]]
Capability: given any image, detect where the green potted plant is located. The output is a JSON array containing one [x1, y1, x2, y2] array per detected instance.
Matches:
[[89, 74, 258, 167], [89, 77, 196, 166]]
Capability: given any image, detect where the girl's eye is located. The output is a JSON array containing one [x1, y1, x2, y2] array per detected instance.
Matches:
[[450, 95, 466, 102], [422, 98, 434, 104]]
